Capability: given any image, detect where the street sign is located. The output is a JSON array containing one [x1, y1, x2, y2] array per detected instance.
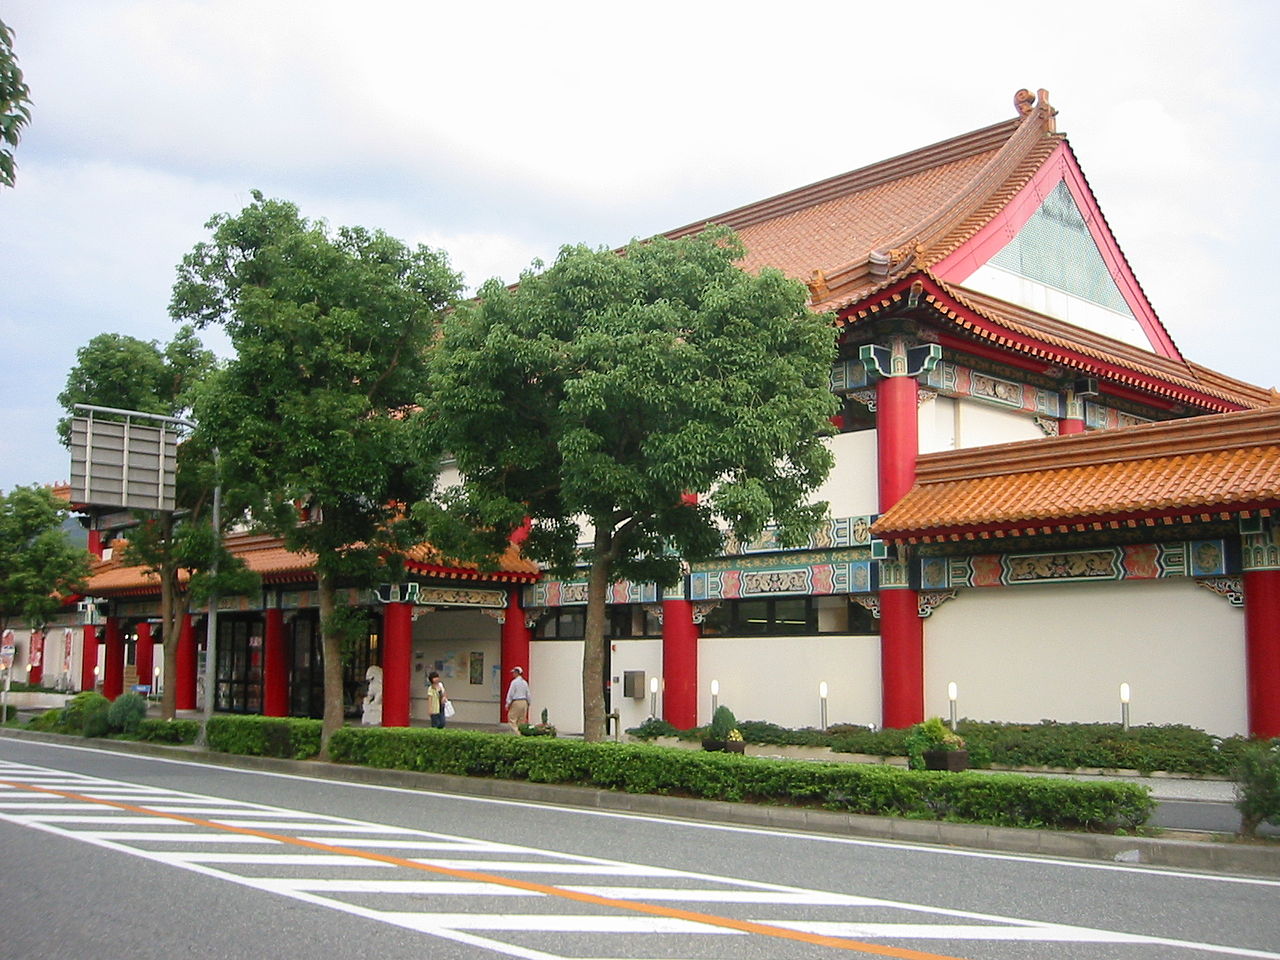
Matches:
[[69, 407, 183, 511], [1, 629, 14, 670]]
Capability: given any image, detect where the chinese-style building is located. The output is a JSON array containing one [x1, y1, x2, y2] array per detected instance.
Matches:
[[18, 89, 1279, 738]]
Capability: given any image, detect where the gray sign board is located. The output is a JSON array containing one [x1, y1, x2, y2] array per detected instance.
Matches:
[[70, 415, 179, 511]]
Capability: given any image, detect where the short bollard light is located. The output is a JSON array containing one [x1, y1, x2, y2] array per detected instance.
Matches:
[[1120, 682, 1131, 732], [948, 681, 959, 731], [650, 675, 660, 719], [819, 681, 829, 731], [710, 678, 719, 716]]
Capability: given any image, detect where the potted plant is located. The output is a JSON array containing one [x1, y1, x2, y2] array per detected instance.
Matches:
[[906, 716, 968, 771], [702, 705, 746, 753], [520, 707, 557, 738]]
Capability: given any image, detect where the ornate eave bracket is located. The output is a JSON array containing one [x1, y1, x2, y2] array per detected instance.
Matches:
[[852, 596, 881, 620], [859, 336, 942, 381], [1195, 577, 1244, 607], [918, 590, 957, 618]]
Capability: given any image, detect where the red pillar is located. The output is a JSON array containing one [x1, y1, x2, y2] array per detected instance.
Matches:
[[102, 617, 124, 700], [880, 590, 924, 728], [1058, 418, 1085, 435], [501, 589, 532, 724], [87, 529, 104, 558], [1244, 569, 1280, 739], [135, 622, 154, 696], [877, 374, 920, 509], [262, 608, 288, 717], [80, 625, 98, 691], [662, 598, 698, 729], [27, 631, 44, 687], [877, 372, 924, 728], [381, 602, 412, 727], [175, 614, 197, 710]]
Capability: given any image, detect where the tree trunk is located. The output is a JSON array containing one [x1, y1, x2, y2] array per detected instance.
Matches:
[[580, 526, 613, 742], [157, 513, 179, 721], [317, 568, 343, 758]]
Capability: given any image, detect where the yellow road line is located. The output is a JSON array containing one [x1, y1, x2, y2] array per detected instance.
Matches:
[[1, 777, 971, 959]]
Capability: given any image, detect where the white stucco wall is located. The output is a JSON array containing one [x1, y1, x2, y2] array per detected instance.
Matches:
[[698, 633, 881, 730], [411, 609, 501, 724], [606, 637, 664, 735], [923, 578, 1247, 736], [530, 637, 585, 734], [953, 397, 1046, 449], [814, 430, 878, 518]]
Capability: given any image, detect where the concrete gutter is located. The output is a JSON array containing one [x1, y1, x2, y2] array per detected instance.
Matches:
[[3, 727, 1276, 880]]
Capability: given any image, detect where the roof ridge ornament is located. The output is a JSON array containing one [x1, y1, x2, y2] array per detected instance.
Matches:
[[1014, 87, 1057, 131]]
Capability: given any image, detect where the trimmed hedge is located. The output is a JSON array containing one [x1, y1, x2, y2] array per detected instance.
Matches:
[[328, 727, 1153, 831], [205, 715, 322, 759], [629, 717, 1257, 777], [137, 717, 200, 744]]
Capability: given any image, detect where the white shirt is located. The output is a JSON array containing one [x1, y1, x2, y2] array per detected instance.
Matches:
[[505, 675, 530, 705]]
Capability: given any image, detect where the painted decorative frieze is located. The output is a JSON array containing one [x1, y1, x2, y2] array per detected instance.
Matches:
[[1241, 517, 1280, 572], [690, 550, 874, 600], [1084, 402, 1152, 431], [922, 361, 1059, 416], [523, 578, 659, 609], [931, 541, 1228, 588], [830, 358, 870, 394], [724, 515, 876, 555]]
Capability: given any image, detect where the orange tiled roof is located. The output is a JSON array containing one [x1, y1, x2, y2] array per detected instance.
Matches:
[[664, 94, 1059, 311], [85, 531, 538, 597], [659, 89, 1271, 410], [873, 406, 1280, 544]]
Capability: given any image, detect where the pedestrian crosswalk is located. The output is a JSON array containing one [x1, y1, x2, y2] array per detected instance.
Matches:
[[1, 759, 1274, 960]]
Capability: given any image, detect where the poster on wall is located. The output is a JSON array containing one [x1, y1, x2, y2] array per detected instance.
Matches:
[[469, 652, 484, 685]]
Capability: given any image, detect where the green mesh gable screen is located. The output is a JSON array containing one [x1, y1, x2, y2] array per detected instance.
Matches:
[[989, 179, 1134, 317]]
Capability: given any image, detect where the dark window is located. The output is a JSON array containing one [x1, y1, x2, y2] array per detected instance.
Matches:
[[700, 596, 878, 636], [835, 396, 876, 433]]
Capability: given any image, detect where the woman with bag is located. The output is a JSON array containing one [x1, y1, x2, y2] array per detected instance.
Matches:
[[427, 671, 450, 728]]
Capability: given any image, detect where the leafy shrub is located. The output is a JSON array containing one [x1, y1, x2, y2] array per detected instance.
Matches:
[[25, 707, 66, 731], [205, 715, 322, 759], [626, 717, 679, 739], [61, 691, 110, 737], [137, 717, 200, 744], [708, 705, 738, 740], [1233, 739, 1280, 837], [107, 693, 148, 735], [326, 727, 1152, 831], [904, 718, 966, 770]]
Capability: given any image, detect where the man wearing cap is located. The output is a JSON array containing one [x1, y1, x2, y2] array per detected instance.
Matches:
[[505, 666, 530, 733]]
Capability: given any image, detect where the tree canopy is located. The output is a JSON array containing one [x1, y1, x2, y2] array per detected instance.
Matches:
[[172, 190, 463, 744], [418, 227, 838, 739], [0, 17, 31, 189], [56, 326, 213, 445], [57, 325, 237, 718], [0, 485, 89, 634]]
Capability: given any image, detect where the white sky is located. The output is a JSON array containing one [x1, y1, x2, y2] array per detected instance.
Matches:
[[1, 0, 1277, 492]]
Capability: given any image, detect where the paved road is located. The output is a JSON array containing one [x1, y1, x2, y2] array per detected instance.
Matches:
[[3, 738, 1279, 960]]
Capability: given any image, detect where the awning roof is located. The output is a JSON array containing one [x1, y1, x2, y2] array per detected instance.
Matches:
[[873, 406, 1280, 544]]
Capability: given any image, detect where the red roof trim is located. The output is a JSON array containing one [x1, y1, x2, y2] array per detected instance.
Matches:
[[931, 141, 1181, 361]]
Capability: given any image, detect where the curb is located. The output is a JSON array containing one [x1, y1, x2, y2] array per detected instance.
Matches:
[[3, 728, 1277, 879]]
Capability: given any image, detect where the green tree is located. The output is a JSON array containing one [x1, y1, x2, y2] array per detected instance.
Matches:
[[418, 228, 838, 740], [0, 485, 89, 635], [58, 327, 224, 718], [0, 17, 31, 189], [56, 327, 213, 446], [171, 190, 463, 747]]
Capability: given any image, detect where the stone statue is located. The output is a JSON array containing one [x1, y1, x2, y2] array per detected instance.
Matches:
[[361, 665, 383, 726]]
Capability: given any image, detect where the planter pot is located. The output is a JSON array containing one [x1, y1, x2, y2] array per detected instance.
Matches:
[[922, 748, 969, 771], [702, 739, 724, 751]]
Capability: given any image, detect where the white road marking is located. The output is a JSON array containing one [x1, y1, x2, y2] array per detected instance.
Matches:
[[2, 754, 1278, 960]]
